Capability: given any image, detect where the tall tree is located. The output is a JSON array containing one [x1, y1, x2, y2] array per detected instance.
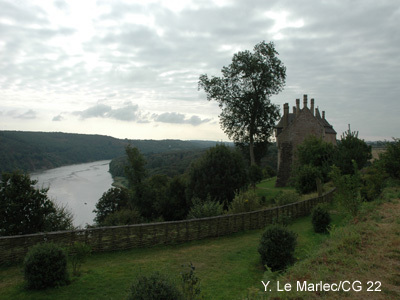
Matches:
[[186, 144, 248, 207], [199, 41, 286, 165], [334, 125, 372, 175], [124, 145, 147, 189], [0, 171, 73, 236], [93, 187, 130, 225]]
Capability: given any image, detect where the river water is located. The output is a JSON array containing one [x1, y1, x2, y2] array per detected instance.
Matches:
[[31, 160, 113, 227]]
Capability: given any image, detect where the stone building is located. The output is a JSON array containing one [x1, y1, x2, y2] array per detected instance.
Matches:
[[275, 95, 337, 187]]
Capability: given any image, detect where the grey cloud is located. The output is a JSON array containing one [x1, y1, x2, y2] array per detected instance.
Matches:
[[14, 109, 37, 119], [154, 112, 210, 126], [73, 103, 142, 122], [186, 115, 212, 126], [73, 104, 112, 119], [107, 104, 139, 121], [154, 112, 185, 124], [0, 1, 49, 26], [52, 114, 64, 121], [54, 0, 69, 11]]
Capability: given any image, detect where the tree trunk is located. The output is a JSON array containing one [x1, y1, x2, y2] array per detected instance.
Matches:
[[249, 135, 256, 166]]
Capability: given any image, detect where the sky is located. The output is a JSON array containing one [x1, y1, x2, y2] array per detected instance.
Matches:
[[0, 0, 399, 142]]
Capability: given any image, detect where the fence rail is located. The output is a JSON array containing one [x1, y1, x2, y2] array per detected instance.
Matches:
[[0, 188, 335, 265]]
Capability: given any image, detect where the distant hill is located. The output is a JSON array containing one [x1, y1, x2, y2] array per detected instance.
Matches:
[[0, 131, 222, 174]]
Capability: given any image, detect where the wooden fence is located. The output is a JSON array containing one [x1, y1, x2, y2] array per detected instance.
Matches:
[[0, 188, 335, 265]]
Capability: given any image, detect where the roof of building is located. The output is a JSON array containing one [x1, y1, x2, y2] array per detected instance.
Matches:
[[275, 106, 336, 135]]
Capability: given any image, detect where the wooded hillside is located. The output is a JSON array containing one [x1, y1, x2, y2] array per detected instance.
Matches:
[[0, 131, 219, 174]]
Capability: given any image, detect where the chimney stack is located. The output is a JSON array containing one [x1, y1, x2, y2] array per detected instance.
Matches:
[[292, 106, 296, 114], [283, 103, 289, 127], [303, 94, 308, 108], [322, 111, 325, 119], [310, 98, 315, 116], [296, 98, 300, 115]]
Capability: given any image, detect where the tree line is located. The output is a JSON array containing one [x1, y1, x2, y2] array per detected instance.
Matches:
[[0, 131, 218, 174], [94, 144, 271, 226]]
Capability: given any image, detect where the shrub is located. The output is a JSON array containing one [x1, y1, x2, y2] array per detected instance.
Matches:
[[263, 165, 276, 179], [249, 165, 264, 189], [296, 135, 336, 181], [274, 191, 300, 206], [69, 242, 91, 276], [228, 190, 262, 214], [292, 164, 323, 194], [186, 144, 248, 207], [94, 187, 130, 225], [127, 272, 183, 300], [24, 243, 69, 290], [379, 138, 400, 179], [102, 208, 142, 226], [360, 164, 386, 201], [258, 225, 297, 271], [330, 162, 362, 216], [187, 197, 224, 219], [311, 205, 331, 233], [334, 126, 372, 175], [180, 263, 202, 300]]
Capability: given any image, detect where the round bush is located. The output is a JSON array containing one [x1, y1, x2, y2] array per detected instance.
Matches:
[[187, 197, 223, 219], [258, 225, 297, 271], [274, 191, 300, 206], [24, 243, 69, 290], [312, 205, 331, 233], [127, 272, 183, 300], [228, 190, 262, 214], [293, 164, 322, 194]]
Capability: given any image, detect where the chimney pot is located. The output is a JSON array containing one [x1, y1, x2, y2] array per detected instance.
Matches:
[[292, 106, 296, 114], [322, 111, 325, 119], [296, 99, 300, 115], [283, 103, 289, 127], [311, 98, 315, 116], [303, 94, 308, 108]]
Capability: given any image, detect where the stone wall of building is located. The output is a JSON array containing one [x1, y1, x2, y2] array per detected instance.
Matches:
[[275, 95, 337, 187]]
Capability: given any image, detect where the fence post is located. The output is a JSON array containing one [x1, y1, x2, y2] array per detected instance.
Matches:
[[97, 229, 103, 252], [197, 220, 201, 240], [139, 225, 143, 247], [185, 221, 189, 241], [126, 226, 131, 248], [164, 222, 169, 244]]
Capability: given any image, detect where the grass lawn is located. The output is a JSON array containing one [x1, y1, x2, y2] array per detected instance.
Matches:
[[255, 177, 331, 204], [0, 206, 347, 300], [255, 177, 294, 202]]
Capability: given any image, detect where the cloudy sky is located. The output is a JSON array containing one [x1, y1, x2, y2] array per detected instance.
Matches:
[[0, 0, 399, 141]]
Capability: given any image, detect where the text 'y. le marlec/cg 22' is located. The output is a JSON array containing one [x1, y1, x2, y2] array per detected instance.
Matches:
[[275, 94, 337, 187]]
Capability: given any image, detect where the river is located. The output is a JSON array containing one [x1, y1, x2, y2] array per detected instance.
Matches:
[[31, 160, 113, 227]]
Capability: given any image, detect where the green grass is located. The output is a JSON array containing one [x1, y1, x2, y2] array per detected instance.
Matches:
[[255, 177, 329, 204], [261, 185, 400, 299], [0, 207, 347, 300], [255, 177, 295, 203]]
